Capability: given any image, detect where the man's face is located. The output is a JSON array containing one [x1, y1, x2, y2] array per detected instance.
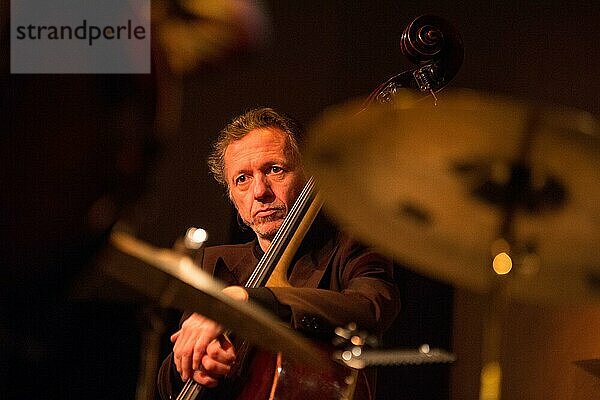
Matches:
[[224, 127, 305, 242]]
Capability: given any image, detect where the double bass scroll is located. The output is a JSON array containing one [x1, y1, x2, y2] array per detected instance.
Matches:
[[364, 15, 463, 107]]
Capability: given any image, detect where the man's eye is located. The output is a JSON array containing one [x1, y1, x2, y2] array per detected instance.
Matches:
[[270, 166, 283, 174], [235, 175, 247, 185]]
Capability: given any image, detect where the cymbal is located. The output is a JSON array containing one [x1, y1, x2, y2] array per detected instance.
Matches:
[[574, 359, 600, 378], [106, 231, 332, 369], [305, 89, 600, 304]]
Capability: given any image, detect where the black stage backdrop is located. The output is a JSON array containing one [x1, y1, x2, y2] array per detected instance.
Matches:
[[3, 1, 598, 399]]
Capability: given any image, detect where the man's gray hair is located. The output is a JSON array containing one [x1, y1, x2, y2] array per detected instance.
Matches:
[[207, 107, 304, 189]]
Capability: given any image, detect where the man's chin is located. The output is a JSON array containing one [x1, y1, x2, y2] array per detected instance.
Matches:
[[253, 220, 284, 239]]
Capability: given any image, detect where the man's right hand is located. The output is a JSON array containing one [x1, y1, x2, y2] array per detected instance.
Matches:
[[170, 286, 248, 387], [171, 313, 230, 386]]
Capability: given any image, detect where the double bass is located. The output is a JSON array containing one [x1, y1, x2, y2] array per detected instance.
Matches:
[[175, 14, 463, 400]]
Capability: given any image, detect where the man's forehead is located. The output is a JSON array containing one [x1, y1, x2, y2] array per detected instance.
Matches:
[[224, 127, 289, 168], [226, 127, 287, 154], [239, 126, 287, 142]]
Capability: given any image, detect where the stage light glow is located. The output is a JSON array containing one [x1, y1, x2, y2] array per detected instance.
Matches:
[[492, 252, 512, 275], [185, 227, 208, 249]]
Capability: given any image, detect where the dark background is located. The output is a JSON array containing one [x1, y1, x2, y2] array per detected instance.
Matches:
[[2, 1, 598, 399]]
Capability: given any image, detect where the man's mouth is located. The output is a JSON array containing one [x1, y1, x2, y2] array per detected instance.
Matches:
[[255, 209, 277, 217], [254, 207, 285, 219]]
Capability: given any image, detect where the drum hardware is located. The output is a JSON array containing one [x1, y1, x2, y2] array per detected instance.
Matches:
[[333, 323, 455, 370]]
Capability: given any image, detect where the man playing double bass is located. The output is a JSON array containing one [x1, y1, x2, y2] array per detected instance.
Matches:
[[157, 107, 400, 399]]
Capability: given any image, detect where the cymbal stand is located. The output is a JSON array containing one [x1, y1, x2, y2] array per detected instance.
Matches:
[[135, 306, 166, 400]]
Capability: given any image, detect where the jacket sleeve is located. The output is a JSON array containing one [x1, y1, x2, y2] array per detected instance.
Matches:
[[268, 236, 400, 338]]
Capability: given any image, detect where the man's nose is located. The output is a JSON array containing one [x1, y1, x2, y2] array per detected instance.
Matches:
[[253, 175, 274, 200]]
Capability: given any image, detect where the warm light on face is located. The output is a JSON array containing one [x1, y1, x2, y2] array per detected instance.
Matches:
[[492, 252, 513, 275], [224, 128, 305, 249]]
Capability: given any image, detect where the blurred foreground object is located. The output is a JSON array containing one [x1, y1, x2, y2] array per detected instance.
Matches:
[[153, 0, 269, 74], [305, 89, 600, 304], [149, 0, 270, 143], [107, 230, 331, 370]]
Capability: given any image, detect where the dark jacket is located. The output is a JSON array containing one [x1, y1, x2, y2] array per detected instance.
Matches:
[[158, 221, 400, 400]]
